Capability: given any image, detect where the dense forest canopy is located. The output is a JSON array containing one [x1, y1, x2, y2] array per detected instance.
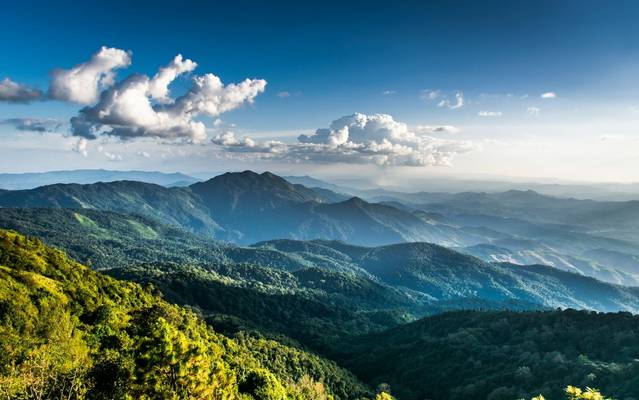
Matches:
[[0, 229, 370, 399]]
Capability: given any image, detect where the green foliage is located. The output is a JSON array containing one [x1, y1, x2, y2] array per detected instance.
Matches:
[[0, 229, 370, 399], [108, 264, 407, 351], [530, 386, 611, 400], [333, 310, 639, 400]]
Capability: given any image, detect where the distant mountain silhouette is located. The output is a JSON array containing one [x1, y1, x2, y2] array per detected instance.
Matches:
[[0, 169, 198, 189]]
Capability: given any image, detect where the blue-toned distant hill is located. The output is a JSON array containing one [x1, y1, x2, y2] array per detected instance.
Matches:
[[3, 170, 639, 286], [283, 175, 355, 195], [0, 171, 483, 246], [2, 207, 639, 315], [0, 169, 199, 189]]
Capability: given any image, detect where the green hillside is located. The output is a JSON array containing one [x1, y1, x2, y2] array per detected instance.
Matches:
[[0, 229, 370, 399], [332, 309, 639, 400]]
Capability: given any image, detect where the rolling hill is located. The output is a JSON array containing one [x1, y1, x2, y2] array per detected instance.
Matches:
[[0, 171, 481, 246], [1, 170, 639, 286], [3, 207, 639, 315], [0, 169, 198, 189], [332, 309, 639, 400], [0, 229, 370, 399]]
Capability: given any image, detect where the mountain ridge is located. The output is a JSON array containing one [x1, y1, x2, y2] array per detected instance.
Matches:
[[0, 168, 199, 189]]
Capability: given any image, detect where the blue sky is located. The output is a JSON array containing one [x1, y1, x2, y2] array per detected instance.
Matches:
[[2, 0, 639, 184]]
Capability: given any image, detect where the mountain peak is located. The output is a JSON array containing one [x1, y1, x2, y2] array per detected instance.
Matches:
[[343, 196, 367, 205], [191, 171, 299, 198]]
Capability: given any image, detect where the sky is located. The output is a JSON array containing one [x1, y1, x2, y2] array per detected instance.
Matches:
[[2, 0, 639, 185]]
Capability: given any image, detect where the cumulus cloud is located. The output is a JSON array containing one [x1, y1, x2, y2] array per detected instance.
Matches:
[[382, 90, 396, 95], [212, 113, 478, 166], [147, 55, 197, 101], [541, 92, 556, 99], [277, 91, 291, 98], [49, 46, 131, 104], [437, 92, 464, 110], [1, 118, 62, 132], [0, 78, 43, 103], [69, 52, 267, 143], [478, 111, 502, 117], [527, 107, 540, 116], [72, 138, 88, 157]]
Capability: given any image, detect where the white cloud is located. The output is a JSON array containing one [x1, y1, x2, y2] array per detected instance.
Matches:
[[414, 125, 460, 134], [213, 113, 478, 166], [527, 107, 541, 116], [277, 91, 291, 98], [420, 89, 442, 100], [478, 111, 502, 117], [1, 118, 61, 132], [382, 90, 396, 95], [541, 92, 557, 99], [69, 53, 267, 143], [136, 150, 151, 158], [0, 78, 43, 103], [49, 46, 131, 104], [147, 54, 197, 102], [104, 151, 122, 161], [72, 137, 88, 157], [437, 92, 464, 110]]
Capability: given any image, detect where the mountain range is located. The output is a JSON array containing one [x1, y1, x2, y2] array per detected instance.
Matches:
[[0, 169, 199, 189], [2, 207, 639, 316], [3, 170, 639, 399], [1, 170, 639, 287]]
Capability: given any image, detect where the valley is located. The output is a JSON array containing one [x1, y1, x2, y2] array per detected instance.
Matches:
[[2, 170, 639, 399]]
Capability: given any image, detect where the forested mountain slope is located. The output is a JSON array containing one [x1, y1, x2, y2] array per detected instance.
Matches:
[[0, 171, 491, 246], [332, 309, 639, 400], [0, 229, 370, 399], [2, 170, 638, 287]]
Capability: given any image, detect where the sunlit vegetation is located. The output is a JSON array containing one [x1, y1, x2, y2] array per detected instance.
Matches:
[[2, 208, 639, 399], [531, 386, 611, 400], [0, 229, 370, 399]]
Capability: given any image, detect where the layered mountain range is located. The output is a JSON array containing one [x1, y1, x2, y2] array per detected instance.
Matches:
[[1, 170, 639, 286], [3, 170, 639, 399]]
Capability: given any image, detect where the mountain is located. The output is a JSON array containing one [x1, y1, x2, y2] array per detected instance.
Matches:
[[0, 207, 228, 269], [393, 189, 639, 242], [284, 175, 354, 195], [2, 170, 639, 285], [3, 207, 639, 315], [332, 309, 639, 400], [258, 239, 639, 313], [0, 169, 199, 189], [0, 229, 370, 399], [459, 242, 639, 286], [0, 171, 480, 246], [0, 180, 223, 237]]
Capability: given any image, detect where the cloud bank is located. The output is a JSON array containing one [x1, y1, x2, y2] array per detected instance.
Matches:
[[1, 118, 62, 132], [1, 47, 267, 146], [213, 113, 477, 166], [66, 51, 266, 143], [0, 78, 43, 103]]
